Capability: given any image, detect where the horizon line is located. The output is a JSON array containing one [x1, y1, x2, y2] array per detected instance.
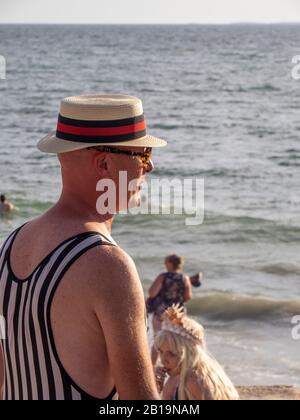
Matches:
[[1, 21, 300, 25]]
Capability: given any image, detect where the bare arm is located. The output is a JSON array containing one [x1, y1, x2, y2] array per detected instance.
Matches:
[[0, 344, 3, 400], [148, 274, 164, 298], [183, 275, 192, 302], [92, 246, 160, 400]]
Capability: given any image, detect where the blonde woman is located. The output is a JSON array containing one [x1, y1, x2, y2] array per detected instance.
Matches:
[[154, 305, 239, 400]]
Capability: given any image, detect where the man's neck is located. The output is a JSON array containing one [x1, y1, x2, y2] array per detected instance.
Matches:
[[49, 193, 115, 235]]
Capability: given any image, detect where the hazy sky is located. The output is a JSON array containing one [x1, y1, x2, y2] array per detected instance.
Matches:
[[1, 0, 300, 24]]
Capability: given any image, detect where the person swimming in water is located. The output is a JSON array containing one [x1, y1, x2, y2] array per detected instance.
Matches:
[[0, 195, 15, 213]]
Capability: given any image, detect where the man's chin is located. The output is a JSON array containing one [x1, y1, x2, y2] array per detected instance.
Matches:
[[128, 191, 142, 209]]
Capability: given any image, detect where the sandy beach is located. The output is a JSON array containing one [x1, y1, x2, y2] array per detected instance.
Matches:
[[237, 386, 300, 401]]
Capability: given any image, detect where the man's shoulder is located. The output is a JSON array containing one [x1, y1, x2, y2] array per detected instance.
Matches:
[[84, 243, 135, 271], [78, 243, 138, 288], [79, 242, 145, 311]]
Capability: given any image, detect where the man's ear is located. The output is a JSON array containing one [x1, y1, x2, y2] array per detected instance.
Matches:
[[93, 153, 109, 176]]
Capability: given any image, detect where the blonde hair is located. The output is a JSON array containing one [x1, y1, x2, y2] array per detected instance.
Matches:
[[165, 254, 184, 270], [155, 318, 239, 400]]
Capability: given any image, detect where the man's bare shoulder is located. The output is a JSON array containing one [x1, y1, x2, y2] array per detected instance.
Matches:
[[84, 244, 136, 277], [77, 244, 141, 299]]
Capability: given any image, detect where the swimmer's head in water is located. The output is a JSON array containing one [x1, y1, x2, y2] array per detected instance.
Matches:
[[0, 194, 5, 203]]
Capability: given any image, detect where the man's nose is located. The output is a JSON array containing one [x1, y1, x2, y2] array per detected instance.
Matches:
[[144, 159, 154, 173]]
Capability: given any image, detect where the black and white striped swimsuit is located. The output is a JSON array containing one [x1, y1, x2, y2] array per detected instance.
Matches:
[[0, 224, 118, 400]]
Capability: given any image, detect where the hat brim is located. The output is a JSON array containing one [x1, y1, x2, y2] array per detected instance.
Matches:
[[37, 131, 167, 154]]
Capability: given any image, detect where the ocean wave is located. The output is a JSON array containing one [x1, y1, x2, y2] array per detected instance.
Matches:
[[221, 83, 281, 94], [150, 123, 211, 131], [153, 167, 233, 177], [187, 292, 300, 321], [259, 263, 300, 276], [203, 212, 300, 243], [4, 198, 300, 247], [104, 208, 300, 244], [248, 83, 281, 92], [278, 161, 300, 168]]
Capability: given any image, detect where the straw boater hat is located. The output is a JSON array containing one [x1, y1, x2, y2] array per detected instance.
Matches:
[[37, 94, 167, 153]]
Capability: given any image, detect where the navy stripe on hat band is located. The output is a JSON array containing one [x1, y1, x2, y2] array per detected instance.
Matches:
[[55, 130, 147, 143], [58, 113, 145, 128]]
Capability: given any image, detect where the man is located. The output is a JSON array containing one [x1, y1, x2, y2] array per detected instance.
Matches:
[[0, 94, 166, 400], [0, 194, 15, 213]]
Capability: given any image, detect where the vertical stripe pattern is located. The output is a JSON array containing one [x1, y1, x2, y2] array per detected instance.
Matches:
[[0, 226, 118, 400]]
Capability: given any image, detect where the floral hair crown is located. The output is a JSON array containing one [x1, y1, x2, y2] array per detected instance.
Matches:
[[161, 304, 204, 345]]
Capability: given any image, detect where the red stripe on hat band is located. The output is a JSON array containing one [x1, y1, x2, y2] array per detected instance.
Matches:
[[56, 121, 147, 137]]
